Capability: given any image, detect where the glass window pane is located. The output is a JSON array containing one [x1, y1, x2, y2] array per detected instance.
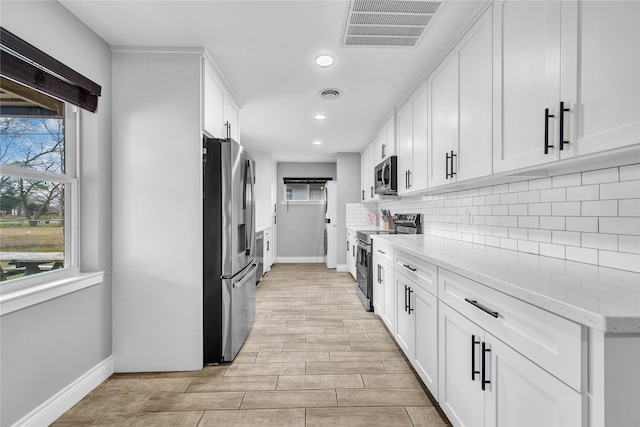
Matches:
[[309, 183, 325, 200], [287, 183, 308, 201], [1, 177, 65, 281], [1, 80, 65, 173]]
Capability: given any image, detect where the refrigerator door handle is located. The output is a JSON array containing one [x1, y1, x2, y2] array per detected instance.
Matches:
[[243, 159, 255, 256]]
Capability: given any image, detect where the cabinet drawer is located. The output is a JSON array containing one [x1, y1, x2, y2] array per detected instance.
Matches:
[[395, 250, 437, 296], [438, 268, 582, 391], [373, 240, 394, 265]]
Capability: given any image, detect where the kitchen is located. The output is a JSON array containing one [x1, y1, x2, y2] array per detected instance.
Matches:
[[0, 1, 638, 426]]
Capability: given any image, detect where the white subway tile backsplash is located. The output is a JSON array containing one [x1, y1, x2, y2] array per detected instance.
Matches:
[[566, 216, 598, 233], [566, 185, 599, 201], [552, 230, 581, 247], [581, 200, 618, 217], [529, 229, 552, 243], [518, 190, 540, 204], [599, 250, 640, 273], [620, 164, 640, 181], [619, 199, 640, 217], [582, 167, 619, 185], [619, 235, 640, 254], [600, 181, 640, 200], [540, 188, 566, 202], [528, 203, 552, 216], [581, 233, 618, 251], [371, 163, 640, 272], [599, 217, 640, 235], [540, 216, 565, 230], [566, 246, 598, 265], [552, 201, 581, 216], [540, 243, 566, 259], [529, 177, 552, 190], [553, 173, 581, 188]]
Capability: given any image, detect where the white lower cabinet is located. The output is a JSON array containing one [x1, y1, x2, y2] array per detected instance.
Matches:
[[395, 273, 414, 357], [439, 302, 582, 427], [372, 241, 395, 332]]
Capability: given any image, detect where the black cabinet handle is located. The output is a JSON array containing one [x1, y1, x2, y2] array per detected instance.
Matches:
[[544, 108, 555, 154], [377, 249, 386, 255], [465, 298, 499, 318], [404, 285, 409, 312], [471, 335, 481, 381], [408, 287, 414, 314], [405, 170, 408, 189], [403, 263, 417, 272], [371, 186, 374, 198], [445, 152, 449, 179], [482, 342, 491, 391], [353, 246, 355, 257], [559, 101, 570, 150], [225, 121, 231, 139], [407, 170, 412, 188], [362, 190, 365, 201]]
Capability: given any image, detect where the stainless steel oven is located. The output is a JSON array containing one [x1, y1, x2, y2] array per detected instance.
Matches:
[[355, 214, 422, 311]]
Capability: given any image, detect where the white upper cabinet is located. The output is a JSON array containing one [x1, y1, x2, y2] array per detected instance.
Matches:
[[397, 84, 429, 194], [224, 96, 240, 142], [559, 1, 640, 159], [494, 0, 639, 173], [361, 142, 378, 202], [202, 59, 225, 139], [427, 52, 458, 188], [493, 0, 562, 173], [203, 57, 241, 142], [428, 6, 493, 188], [376, 116, 396, 162]]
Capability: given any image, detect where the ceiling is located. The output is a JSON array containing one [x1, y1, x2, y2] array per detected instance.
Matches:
[[59, 0, 487, 162]]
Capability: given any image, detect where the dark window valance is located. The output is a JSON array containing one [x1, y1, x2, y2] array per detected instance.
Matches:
[[1, 27, 101, 112], [283, 177, 332, 184]]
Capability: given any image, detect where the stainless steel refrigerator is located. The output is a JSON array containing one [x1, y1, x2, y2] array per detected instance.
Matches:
[[203, 136, 256, 364]]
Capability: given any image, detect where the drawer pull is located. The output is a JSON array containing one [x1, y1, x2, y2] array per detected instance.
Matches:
[[471, 335, 481, 381], [465, 298, 499, 318], [377, 249, 386, 254], [403, 264, 417, 272]]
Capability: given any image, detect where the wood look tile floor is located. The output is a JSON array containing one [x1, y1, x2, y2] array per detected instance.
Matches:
[[52, 264, 450, 426]]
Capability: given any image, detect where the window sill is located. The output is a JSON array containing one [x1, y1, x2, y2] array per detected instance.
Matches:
[[280, 201, 325, 205], [0, 271, 104, 316]]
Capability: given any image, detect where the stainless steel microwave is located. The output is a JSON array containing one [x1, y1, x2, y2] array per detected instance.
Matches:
[[374, 156, 397, 195]]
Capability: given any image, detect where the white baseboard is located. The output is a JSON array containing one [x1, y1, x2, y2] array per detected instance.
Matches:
[[336, 264, 348, 272], [12, 355, 114, 427], [276, 256, 325, 263]]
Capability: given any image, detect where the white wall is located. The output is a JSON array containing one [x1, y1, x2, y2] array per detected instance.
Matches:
[[254, 150, 272, 231], [377, 163, 640, 273], [0, 1, 113, 425], [111, 50, 203, 371], [336, 153, 361, 265]]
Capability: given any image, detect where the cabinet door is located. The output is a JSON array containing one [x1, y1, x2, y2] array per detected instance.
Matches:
[[457, 6, 493, 182], [372, 257, 385, 314], [264, 235, 271, 274], [397, 102, 413, 195], [560, 1, 640, 159], [377, 129, 386, 162], [203, 60, 225, 138], [350, 237, 358, 280], [411, 85, 429, 191], [395, 274, 415, 359], [384, 118, 396, 158], [413, 285, 438, 400], [224, 97, 240, 141], [493, 0, 561, 173], [484, 333, 582, 427], [382, 261, 396, 334], [438, 303, 485, 427], [428, 53, 458, 188]]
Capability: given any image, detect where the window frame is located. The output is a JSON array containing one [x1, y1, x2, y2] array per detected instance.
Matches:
[[282, 182, 327, 205], [0, 102, 102, 314]]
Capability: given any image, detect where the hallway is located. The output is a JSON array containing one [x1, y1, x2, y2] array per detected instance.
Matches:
[[52, 264, 449, 426]]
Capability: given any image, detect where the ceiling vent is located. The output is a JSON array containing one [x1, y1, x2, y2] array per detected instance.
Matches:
[[341, 0, 442, 48], [318, 88, 342, 100]]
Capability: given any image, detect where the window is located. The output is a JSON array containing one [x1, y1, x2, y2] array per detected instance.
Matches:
[[1, 79, 77, 282], [283, 178, 331, 203]]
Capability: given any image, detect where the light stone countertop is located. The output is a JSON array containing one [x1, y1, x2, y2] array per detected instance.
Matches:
[[372, 234, 640, 333]]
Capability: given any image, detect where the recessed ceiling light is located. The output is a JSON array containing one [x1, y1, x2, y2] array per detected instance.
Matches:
[[312, 141, 322, 145], [316, 55, 334, 67], [314, 114, 326, 120]]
